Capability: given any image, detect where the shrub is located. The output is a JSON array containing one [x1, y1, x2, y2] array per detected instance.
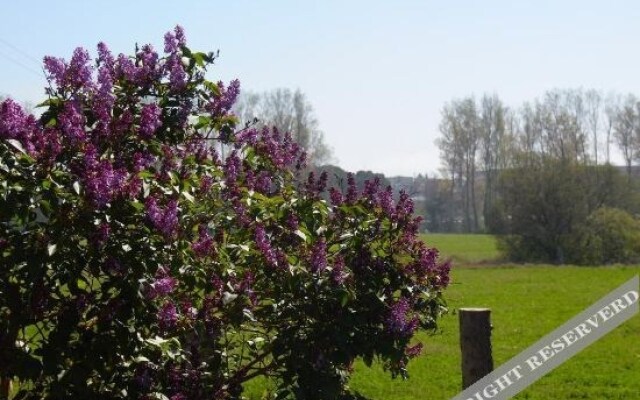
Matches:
[[0, 27, 449, 399], [568, 208, 640, 265]]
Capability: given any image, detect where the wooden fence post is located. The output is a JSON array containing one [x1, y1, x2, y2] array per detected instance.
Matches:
[[459, 308, 493, 389]]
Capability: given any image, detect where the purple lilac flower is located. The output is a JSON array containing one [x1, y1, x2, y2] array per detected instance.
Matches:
[[93, 66, 115, 129], [158, 301, 178, 329], [255, 171, 272, 194], [329, 188, 343, 206], [200, 176, 213, 193], [164, 25, 186, 54], [255, 224, 277, 267], [97, 42, 114, 68], [68, 47, 93, 89], [139, 103, 162, 139], [166, 54, 186, 91], [171, 393, 187, 400], [223, 151, 242, 185], [206, 79, 241, 117], [286, 213, 299, 231], [396, 191, 414, 218], [192, 225, 214, 258], [59, 101, 86, 143], [43, 56, 67, 87], [385, 297, 419, 338], [363, 178, 380, 204], [146, 197, 179, 239], [116, 53, 136, 82], [310, 239, 327, 273], [235, 128, 258, 146], [147, 267, 177, 300], [0, 99, 38, 150], [136, 44, 160, 83], [378, 186, 395, 216], [83, 155, 128, 208], [331, 256, 348, 285]]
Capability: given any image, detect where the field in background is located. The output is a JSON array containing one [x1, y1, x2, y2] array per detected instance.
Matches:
[[244, 234, 640, 399], [420, 233, 502, 264]]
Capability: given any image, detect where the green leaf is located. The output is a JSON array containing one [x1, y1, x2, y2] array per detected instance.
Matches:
[[47, 244, 57, 256]]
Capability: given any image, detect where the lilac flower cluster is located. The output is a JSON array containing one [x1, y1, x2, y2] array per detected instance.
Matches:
[[331, 256, 348, 285], [206, 79, 240, 118], [43, 47, 93, 91], [384, 297, 419, 338], [253, 128, 305, 170], [147, 267, 177, 300], [192, 225, 215, 258], [139, 103, 162, 139], [0, 99, 38, 147], [310, 239, 328, 273], [82, 145, 128, 207], [146, 197, 179, 240], [158, 301, 178, 330], [255, 224, 278, 267]]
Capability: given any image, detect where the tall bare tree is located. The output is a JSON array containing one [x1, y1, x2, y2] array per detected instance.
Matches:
[[234, 88, 333, 165]]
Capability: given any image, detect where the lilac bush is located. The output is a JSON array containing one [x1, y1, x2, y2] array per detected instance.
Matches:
[[0, 27, 449, 399]]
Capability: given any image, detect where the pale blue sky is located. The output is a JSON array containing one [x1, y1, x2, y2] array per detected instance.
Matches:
[[1, 0, 639, 175]]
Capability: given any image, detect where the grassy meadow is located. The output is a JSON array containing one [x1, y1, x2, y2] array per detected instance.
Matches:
[[244, 234, 640, 399]]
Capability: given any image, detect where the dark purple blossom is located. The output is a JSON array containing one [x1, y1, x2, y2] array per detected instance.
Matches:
[[310, 239, 327, 273], [329, 188, 343, 206], [192, 225, 215, 258], [146, 197, 179, 239], [206, 79, 240, 117], [158, 301, 178, 329], [255, 171, 272, 194], [147, 267, 177, 300], [331, 256, 348, 285], [43, 56, 66, 87], [255, 224, 277, 267], [83, 154, 128, 208], [139, 103, 162, 139], [59, 101, 85, 143], [385, 297, 419, 338]]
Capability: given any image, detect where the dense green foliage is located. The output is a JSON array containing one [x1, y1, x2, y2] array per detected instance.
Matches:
[[570, 207, 640, 265], [496, 159, 639, 264]]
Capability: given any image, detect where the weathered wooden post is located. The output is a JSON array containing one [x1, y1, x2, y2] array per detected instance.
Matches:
[[459, 308, 493, 389], [0, 378, 11, 399]]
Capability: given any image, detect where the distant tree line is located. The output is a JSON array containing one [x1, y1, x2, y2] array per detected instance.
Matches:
[[434, 89, 640, 264]]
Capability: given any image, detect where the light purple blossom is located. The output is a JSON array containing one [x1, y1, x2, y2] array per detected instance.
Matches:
[[164, 25, 186, 53]]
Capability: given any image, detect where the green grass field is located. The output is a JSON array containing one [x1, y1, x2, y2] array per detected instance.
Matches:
[[420, 234, 502, 264], [244, 234, 640, 399]]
